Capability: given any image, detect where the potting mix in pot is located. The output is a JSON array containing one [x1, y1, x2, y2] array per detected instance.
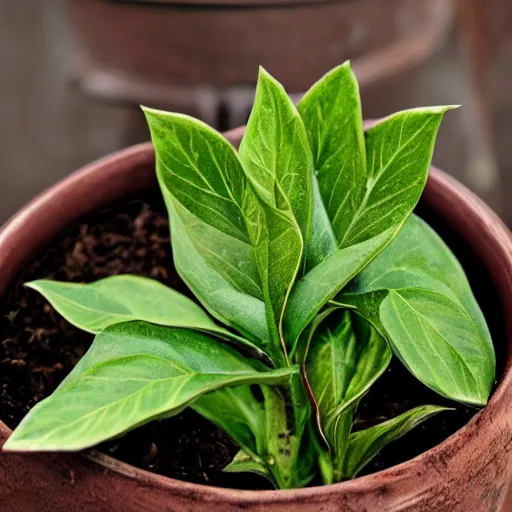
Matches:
[[1, 63, 496, 490]]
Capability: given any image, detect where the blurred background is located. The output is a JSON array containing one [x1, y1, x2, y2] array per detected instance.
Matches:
[[0, 0, 511, 226]]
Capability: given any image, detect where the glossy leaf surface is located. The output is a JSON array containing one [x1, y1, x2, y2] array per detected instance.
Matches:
[[144, 107, 272, 354], [239, 68, 312, 352], [298, 62, 366, 249], [306, 311, 390, 478], [5, 322, 296, 451], [288, 95, 452, 348], [144, 107, 262, 298], [337, 215, 495, 405], [239, 67, 313, 243], [26, 276, 261, 355]]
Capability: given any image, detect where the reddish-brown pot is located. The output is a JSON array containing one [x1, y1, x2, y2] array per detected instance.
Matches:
[[0, 127, 511, 511], [67, 0, 454, 125]]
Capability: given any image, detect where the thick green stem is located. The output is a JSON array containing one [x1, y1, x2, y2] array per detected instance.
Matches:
[[260, 377, 314, 489]]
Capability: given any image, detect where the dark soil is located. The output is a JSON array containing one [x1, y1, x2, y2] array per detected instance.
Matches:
[[0, 192, 505, 489]]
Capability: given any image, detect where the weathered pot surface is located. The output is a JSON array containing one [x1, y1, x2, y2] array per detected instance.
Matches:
[[0, 128, 511, 511]]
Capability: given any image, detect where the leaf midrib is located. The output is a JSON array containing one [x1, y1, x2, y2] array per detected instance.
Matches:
[[338, 117, 430, 246], [391, 290, 481, 401], [32, 369, 280, 446]]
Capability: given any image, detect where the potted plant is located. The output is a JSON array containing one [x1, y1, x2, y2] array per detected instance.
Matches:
[[0, 63, 511, 511]]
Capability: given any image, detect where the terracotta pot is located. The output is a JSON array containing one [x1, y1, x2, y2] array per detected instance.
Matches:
[[67, 0, 454, 126], [0, 127, 511, 511]]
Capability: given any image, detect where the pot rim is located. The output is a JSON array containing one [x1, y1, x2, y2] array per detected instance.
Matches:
[[116, 0, 334, 7], [0, 136, 511, 503]]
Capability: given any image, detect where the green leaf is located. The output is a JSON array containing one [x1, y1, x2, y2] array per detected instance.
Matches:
[[305, 176, 338, 270], [223, 450, 277, 488], [285, 228, 393, 353], [143, 107, 264, 310], [239, 68, 313, 355], [306, 311, 391, 478], [298, 62, 366, 249], [247, 199, 304, 360], [337, 215, 495, 406], [340, 106, 455, 248], [167, 199, 270, 352], [239, 67, 313, 244], [344, 405, 448, 478], [192, 386, 265, 457], [381, 289, 491, 406], [4, 322, 297, 451], [286, 105, 453, 350], [26, 276, 262, 357]]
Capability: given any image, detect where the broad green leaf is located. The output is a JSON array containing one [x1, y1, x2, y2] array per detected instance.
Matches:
[[285, 228, 393, 352], [4, 322, 297, 451], [223, 450, 277, 488], [298, 62, 366, 248], [342, 215, 492, 341], [381, 289, 491, 406], [337, 215, 495, 406], [143, 107, 263, 302], [26, 275, 262, 357], [167, 198, 270, 350], [144, 107, 272, 355], [285, 104, 453, 349], [239, 68, 313, 353], [306, 311, 390, 478], [239, 67, 313, 243], [192, 386, 265, 457], [343, 405, 448, 478], [340, 106, 455, 248]]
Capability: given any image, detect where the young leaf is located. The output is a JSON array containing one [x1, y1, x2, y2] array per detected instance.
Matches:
[[143, 107, 262, 302], [239, 67, 314, 244], [343, 405, 449, 479], [239, 68, 313, 354], [306, 311, 391, 477], [26, 276, 263, 356], [223, 450, 277, 488], [337, 215, 495, 406], [4, 322, 297, 451], [298, 62, 366, 250], [286, 104, 454, 349]]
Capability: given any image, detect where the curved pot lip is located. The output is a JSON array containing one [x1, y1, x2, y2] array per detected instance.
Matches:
[[0, 134, 511, 503], [124, 0, 333, 7]]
